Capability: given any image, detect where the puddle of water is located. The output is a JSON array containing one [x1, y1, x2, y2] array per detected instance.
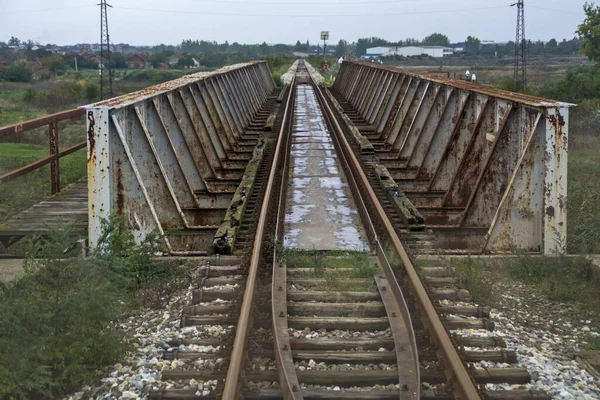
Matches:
[[284, 228, 301, 248], [291, 177, 311, 189], [319, 177, 345, 189], [292, 190, 306, 204], [334, 226, 370, 251], [285, 204, 315, 223]]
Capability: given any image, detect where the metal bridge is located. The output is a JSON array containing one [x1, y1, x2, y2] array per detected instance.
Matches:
[[0, 59, 574, 399], [0, 60, 571, 255]]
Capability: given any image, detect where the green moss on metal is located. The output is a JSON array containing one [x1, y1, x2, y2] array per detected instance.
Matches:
[[323, 89, 374, 154], [373, 164, 425, 230], [277, 86, 288, 103], [213, 139, 266, 254], [264, 114, 277, 132]]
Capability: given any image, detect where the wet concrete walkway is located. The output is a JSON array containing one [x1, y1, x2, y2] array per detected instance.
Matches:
[[283, 85, 369, 251]]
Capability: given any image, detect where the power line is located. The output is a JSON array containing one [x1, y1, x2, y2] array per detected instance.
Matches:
[[116, 4, 511, 18], [0, 5, 94, 15], [186, 0, 450, 5], [525, 4, 581, 15]]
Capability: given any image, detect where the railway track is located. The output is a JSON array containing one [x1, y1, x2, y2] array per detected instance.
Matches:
[[150, 61, 550, 399]]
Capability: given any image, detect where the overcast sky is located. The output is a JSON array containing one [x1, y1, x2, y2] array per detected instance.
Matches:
[[0, 0, 588, 46]]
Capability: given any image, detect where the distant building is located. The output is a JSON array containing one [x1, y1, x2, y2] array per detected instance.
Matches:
[[168, 54, 182, 66], [363, 46, 454, 58], [127, 54, 149, 69], [25, 60, 45, 72]]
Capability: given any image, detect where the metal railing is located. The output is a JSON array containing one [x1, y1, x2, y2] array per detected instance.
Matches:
[[0, 108, 86, 194]]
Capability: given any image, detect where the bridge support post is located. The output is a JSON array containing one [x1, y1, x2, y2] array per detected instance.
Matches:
[[543, 107, 569, 254], [86, 107, 112, 251], [49, 120, 60, 195]]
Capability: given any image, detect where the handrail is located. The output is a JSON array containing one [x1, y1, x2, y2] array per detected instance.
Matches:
[[0, 108, 86, 194]]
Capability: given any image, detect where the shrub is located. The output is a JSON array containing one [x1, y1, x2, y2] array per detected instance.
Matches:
[[0, 215, 188, 398], [454, 258, 498, 306], [0, 223, 128, 398], [0, 64, 33, 83], [508, 255, 599, 307]]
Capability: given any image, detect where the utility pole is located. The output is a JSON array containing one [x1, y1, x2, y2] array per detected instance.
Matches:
[[99, 0, 113, 100], [511, 0, 526, 90], [321, 31, 329, 68]]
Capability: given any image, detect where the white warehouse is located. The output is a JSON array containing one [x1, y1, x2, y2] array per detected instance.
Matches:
[[364, 46, 454, 58]]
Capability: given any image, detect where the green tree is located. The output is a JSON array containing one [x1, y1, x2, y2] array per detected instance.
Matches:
[[177, 55, 195, 68], [8, 36, 20, 47], [577, 2, 600, 61], [260, 41, 270, 55], [43, 55, 67, 76], [465, 36, 481, 55], [294, 40, 303, 51], [150, 53, 168, 68], [0, 62, 33, 82], [422, 33, 450, 46], [335, 39, 348, 58]]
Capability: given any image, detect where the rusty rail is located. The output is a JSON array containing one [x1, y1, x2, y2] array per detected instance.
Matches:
[[0, 108, 86, 194], [221, 70, 295, 398], [313, 75, 480, 397], [271, 79, 301, 399]]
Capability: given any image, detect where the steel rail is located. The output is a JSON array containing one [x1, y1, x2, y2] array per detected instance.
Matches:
[[222, 76, 297, 399], [313, 77, 481, 399], [311, 72, 420, 399], [270, 63, 418, 399], [271, 78, 302, 400]]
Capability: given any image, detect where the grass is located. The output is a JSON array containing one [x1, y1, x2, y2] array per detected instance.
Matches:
[[507, 254, 600, 311], [567, 140, 600, 254], [281, 249, 377, 292], [453, 257, 498, 307], [587, 336, 600, 350], [0, 217, 191, 398]]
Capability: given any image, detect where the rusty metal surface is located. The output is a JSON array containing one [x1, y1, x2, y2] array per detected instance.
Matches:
[[221, 71, 288, 399], [270, 81, 303, 400], [49, 121, 60, 194], [319, 72, 480, 398], [86, 61, 263, 109], [85, 61, 274, 253], [349, 61, 574, 108], [333, 61, 573, 254]]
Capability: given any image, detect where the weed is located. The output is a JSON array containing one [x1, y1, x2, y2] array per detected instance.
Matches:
[[508, 254, 600, 310], [0, 222, 128, 398], [586, 336, 600, 350], [0, 216, 191, 398], [568, 141, 600, 254], [453, 257, 498, 307]]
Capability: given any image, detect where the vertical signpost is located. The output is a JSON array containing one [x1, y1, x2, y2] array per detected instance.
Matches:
[[321, 31, 329, 69]]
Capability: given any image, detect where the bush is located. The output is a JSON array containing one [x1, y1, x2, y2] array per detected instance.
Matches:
[[541, 65, 600, 103], [569, 98, 600, 142], [508, 255, 599, 307], [0, 223, 128, 398], [454, 258, 498, 306], [0, 64, 33, 83], [0, 215, 189, 398]]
